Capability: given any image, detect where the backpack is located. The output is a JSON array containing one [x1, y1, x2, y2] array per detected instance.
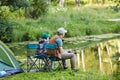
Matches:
[[36, 38, 48, 55]]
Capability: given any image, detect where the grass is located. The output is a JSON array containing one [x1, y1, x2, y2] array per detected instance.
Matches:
[[10, 6, 120, 42], [0, 69, 113, 80]]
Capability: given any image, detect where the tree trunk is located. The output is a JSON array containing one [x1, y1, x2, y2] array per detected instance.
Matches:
[[59, 0, 65, 7], [47, 0, 51, 5], [18, 9, 21, 19], [102, 0, 105, 4], [75, 0, 81, 7], [118, 40, 120, 53], [81, 50, 85, 71], [97, 44, 103, 73], [89, 0, 92, 4], [106, 43, 113, 72], [25, 7, 30, 18], [96, 0, 98, 4], [77, 50, 80, 67]]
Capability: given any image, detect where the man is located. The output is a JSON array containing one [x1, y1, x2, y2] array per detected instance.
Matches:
[[48, 27, 78, 71]]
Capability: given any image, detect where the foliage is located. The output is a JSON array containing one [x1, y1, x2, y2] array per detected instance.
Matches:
[[85, 26, 102, 35], [109, 0, 120, 11], [0, 0, 30, 18], [30, 0, 48, 19], [0, 0, 30, 9], [10, 7, 120, 42], [0, 6, 10, 17], [51, 0, 59, 6], [14, 0, 30, 8], [22, 32, 31, 41], [114, 24, 120, 33], [0, 17, 13, 43], [109, 0, 120, 6]]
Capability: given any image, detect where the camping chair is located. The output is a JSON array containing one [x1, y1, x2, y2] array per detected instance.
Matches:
[[26, 43, 49, 72], [45, 43, 63, 71]]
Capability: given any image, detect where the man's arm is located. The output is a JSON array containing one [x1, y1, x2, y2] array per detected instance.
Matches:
[[58, 47, 64, 54], [56, 38, 63, 54]]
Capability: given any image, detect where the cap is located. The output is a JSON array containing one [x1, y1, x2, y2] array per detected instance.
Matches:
[[57, 27, 67, 34], [42, 33, 50, 39]]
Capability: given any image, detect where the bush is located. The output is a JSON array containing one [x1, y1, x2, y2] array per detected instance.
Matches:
[[30, 0, 48, 19], [114, 24, 120, 33], [85, 26, 102, 35], [0, 6, 10, 17], [22, 32, 31, 41], [51, 0, 59, 6], [0, 17, 13, 43]]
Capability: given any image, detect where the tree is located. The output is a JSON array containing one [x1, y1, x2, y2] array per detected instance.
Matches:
[[59, 0, 81, 7], [109, 0, 120, 7], [109, 0, 120, 11], [75, 0, 81, 6], [0, 16, 13, 43], [0, 0, 30, 18], [30, 0, 48, 19], [0, 0, 30, 9], [59, 0, 65, 7]]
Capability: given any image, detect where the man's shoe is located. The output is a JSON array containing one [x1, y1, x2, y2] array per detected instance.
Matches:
[[72, 69, 78, 72], [64, 67, 68, 70]]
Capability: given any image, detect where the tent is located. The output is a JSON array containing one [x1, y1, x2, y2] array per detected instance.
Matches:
[[0, 40, 23, 77]]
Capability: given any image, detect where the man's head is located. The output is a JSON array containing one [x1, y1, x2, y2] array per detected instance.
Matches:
[[57, 27, 67, 34], [57, 27, 67, 38]]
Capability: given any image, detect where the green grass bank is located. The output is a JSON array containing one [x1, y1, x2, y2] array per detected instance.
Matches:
[[11, 6, 120, 42]]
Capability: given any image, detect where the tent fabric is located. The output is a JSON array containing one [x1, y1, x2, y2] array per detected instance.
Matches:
[[0, 69, 23, 77], [0, 40, 23, 78]]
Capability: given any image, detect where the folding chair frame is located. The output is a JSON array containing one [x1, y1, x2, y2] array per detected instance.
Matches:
[[26, 44, 48, 72], [45, 44, 63, 71]]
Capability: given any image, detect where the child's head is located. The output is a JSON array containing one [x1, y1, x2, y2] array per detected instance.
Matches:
[[42, 33, 50, 39]]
